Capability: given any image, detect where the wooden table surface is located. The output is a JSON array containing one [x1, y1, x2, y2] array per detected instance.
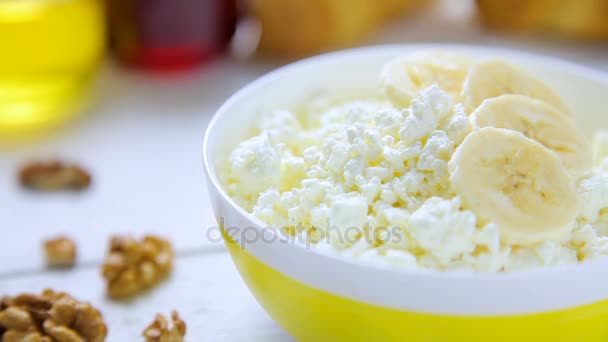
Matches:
[[1, 1, 607, 340]]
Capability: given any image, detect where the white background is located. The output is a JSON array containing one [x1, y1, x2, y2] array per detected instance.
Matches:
[[1, 1, 607, 340]]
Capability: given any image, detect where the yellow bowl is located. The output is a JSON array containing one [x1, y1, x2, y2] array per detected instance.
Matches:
[[203, 45, 608, 341]]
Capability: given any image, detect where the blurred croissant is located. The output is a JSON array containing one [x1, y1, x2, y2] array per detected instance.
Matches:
[[249, 0, 428, 58], [477, 0, 608, 40]]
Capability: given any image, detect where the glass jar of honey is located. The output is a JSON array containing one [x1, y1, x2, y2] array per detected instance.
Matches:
[[0, 0, 106, 140]]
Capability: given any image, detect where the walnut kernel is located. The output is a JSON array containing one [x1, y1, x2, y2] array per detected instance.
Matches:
[[142, 311, 186, 342], [43, 237, 77, 268], [19, 161, 91, 191], [0, 289, 107, 342], [101, 235, 174, 299]]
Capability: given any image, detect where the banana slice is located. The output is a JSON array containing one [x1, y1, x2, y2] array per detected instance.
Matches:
[[471, 94, 592, 177], [462, 59, 568, 113], [593, 130, 608, 165], [449, 127, 579, 246], [381, 51, 473, 108]]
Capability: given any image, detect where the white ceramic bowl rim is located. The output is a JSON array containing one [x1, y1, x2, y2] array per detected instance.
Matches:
[[203, 44, 608, 314]]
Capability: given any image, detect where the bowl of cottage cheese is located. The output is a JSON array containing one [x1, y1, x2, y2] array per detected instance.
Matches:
[[203, 45, 608, 341]]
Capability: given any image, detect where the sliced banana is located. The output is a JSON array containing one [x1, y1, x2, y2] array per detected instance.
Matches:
[[449, 127, 579, 246], [593, 130, 608, 165], [381, 51, 473, 108], [471, 94, 592, 177], [462, 59, 568, 113]]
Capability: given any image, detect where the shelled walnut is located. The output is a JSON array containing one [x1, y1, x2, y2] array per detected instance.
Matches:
[[142, 311, 186, 342], [0, 289, 107, 342], [19, 160, 91, 191], [43, 237, 77, 268], [102, 235, 174, 299]]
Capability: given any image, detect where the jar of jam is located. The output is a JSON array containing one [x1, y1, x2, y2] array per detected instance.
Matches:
[[107, 0, 237, 71]]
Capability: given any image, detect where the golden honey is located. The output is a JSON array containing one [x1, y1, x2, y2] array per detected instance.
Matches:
[[0, 0, 105, 140]]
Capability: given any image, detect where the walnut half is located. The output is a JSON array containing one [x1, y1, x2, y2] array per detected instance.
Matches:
[[0, 289, 107, 342], [43, 237, 77, 268], [101, 235, 174, 299], [19, 160, 91, 191], [142, 311, 186, 342]]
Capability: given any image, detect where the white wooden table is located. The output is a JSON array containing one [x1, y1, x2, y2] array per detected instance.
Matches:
[[1, 1, 607, 340]]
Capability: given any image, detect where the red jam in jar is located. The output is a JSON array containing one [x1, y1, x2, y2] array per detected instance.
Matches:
[[108, 0, 237, 71]]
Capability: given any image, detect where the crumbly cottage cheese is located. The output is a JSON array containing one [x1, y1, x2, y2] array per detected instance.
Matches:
[[222, 54, 608, 273]]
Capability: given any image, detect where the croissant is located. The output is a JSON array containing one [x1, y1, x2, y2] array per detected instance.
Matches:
[[250, 0, 428, 57], [477, 0, 608, 40]]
